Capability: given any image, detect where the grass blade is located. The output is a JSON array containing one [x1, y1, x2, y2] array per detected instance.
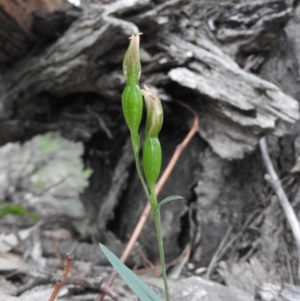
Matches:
[[99, 244, 164, 301]]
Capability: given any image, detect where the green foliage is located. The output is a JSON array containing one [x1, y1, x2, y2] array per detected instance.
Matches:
[[156, 195, 184, 211], [31, 165, 48, 189], [38, 135, 61, 154], [99, 244, 164, 301], [0, 202, 39, 221], [81, 168, 93, 179]]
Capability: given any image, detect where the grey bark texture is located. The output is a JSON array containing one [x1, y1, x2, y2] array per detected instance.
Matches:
[[256, 282, 300, 301], [0, 0, 298, 156]]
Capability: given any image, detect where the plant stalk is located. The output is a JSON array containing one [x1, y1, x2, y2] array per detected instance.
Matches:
[[150, 187, 170, 301], [132, 133, 170, 300], [131, 133, 151, 200]]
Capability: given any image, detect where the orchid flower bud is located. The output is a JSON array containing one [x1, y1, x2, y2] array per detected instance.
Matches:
[[122, 84, 143, 134], [142, 86, 163, 189], [123, 33, 142, 86], [143, 137, 162, 189], [121, 33, 143, 134], [142, 86, 163, 138]]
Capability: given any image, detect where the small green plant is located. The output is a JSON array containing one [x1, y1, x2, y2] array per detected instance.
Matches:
[[100, 33, 183, 301], [0, 201, 39, 221]]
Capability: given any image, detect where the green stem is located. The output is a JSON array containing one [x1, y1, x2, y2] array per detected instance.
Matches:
[[150, 187, 170, 301], [131, 132, 169, 300], [130, 133, 151, 200]]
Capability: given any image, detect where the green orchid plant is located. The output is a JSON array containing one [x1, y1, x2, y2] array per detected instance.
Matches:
[[100, 33, 183, 301]]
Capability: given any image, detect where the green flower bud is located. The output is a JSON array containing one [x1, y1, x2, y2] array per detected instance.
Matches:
[[123, 33, 142, 86], [122, 84, 143, 134], [143, 137, 162, 188], [142, 86, 163, 138]]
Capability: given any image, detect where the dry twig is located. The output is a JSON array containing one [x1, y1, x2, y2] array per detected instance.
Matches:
[[259, 137, 300, 280], [206, 226, 233, 279], [48, 253, 74, 301], [12, 271, 105, 296]]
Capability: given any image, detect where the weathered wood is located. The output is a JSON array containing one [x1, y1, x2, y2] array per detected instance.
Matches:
[[164, 34, 299, 159], [96, 138, 134, 233], [214, 0, 292, 61], [0, 3, 139, 144], [193, 0, 300, 281], [0, 0, 71, 64], [0, 0, 297, 160], [256, 283, 300, 301]]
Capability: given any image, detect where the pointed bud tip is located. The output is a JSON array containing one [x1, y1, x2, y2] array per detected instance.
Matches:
[[142, 86, 163, 138], [123, 32, 142, 85], [128, 32, 143, 40], [141, 86, 157, 100]]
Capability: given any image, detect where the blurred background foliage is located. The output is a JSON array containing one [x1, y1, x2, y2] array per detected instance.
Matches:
[[0, 133, 92, 221]]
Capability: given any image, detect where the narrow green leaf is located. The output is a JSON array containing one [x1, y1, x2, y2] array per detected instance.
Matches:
[[157, 195, 184, 210], [99, 244, 163, 301]]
